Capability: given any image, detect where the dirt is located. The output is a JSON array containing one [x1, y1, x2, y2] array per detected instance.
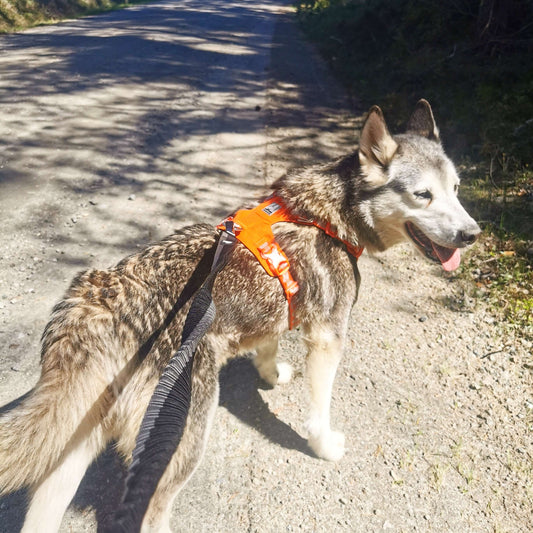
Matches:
[[0, 1, 531, 532]]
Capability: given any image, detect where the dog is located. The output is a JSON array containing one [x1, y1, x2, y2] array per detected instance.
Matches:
[[0, 100, 480, 532]]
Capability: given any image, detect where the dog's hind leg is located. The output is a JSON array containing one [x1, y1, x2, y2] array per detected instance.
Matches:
[[253, 336, 292, 387], [138, 345, 220, 533], [22, 426, 107, 533], [303, 324, 346, 462]]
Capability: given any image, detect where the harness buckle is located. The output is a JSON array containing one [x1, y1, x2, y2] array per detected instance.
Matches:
[[279, 269, 299, 297], [258, 242, 289, 276]]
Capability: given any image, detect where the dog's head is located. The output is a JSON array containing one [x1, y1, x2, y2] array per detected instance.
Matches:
[[357, 100, 480, 271]]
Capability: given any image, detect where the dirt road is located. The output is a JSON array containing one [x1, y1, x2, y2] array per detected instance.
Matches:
[[0, 1, 531, 531]]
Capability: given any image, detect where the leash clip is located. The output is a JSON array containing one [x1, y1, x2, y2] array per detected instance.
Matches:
[[213, 219, 239, 273]]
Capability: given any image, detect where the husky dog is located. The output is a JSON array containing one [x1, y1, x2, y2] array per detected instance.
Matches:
[[0, 100, 480, 532]]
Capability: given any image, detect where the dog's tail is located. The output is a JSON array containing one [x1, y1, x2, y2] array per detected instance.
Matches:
[[0, 380, 74, 494], [0, 364, 109, 494]]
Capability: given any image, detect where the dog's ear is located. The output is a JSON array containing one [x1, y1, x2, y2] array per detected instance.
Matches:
[[358, 105, 398, 188], [407, 99, 440, 141]]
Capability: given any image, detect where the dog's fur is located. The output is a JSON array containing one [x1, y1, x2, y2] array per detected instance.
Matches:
[[0, 101, 480, 532]]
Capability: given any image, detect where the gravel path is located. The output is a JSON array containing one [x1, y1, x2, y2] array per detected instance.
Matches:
[[0, 1, 531, 532]]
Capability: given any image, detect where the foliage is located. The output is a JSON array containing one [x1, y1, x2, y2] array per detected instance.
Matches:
[[0, 0, 143, 32], [296, 0, 533, 335]]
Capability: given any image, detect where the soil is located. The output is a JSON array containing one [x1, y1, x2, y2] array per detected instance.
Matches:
[[0, 1, 531, 532]]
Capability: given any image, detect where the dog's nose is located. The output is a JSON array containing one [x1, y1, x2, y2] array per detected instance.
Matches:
[[460, 229, 479, 245]]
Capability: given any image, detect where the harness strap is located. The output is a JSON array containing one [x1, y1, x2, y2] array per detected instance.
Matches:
[[217, 196, 363, 329]]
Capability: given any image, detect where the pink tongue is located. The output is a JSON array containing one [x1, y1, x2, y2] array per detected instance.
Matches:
[[433, 244, 461, 271]]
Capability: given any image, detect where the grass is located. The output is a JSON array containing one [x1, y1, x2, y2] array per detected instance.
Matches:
[[0, 0, 148, 32], [296, 0, 533, 338]]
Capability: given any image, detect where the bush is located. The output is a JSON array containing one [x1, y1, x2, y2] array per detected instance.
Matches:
[[297, 0, 533, 336]]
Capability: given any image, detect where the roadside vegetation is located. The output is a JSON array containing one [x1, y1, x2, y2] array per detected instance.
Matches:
[[0, 0, 141, 32], [296, 0, 533, 338]]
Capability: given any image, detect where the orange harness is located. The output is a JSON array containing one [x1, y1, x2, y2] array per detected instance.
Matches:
[[217, 196, 364, 329]]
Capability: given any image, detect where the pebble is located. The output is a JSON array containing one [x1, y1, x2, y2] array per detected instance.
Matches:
[[419, 315, 428, 322], [390, 470, 402, 483], [128, 194, 136, 201]]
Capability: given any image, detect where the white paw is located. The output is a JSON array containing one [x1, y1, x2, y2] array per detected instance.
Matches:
[[255, 360, 293, 387], [307, 430, 345, 462], [276, 362, 293, 384]]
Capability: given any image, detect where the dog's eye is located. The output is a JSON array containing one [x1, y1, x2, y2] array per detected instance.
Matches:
[[454, 183, 459, 194], [415, 190, 432, 200]]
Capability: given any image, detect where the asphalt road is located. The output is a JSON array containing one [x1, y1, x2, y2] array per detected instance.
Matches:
[[0, 1, 531, 532]]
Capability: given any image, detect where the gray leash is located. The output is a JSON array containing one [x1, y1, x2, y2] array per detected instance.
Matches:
[[108, 227, 236, 532]]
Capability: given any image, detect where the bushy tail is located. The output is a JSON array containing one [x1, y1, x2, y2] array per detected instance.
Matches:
[[0, 376, 104, 494]]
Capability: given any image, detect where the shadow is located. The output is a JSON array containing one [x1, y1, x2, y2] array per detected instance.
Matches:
[[0, 0, 288, 258], [0, 392, 30, 533], [73, 446, 127, 533], [263, 7, 364, 179], [0, 0, 363, 281], [0, 490, 27, 533], [219, 357, 312, 456], [0, 390, 32, 415], [0, 358, 311, 532], [0, 397, 30, 533]]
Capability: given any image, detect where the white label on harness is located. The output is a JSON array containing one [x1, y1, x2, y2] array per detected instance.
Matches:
[[263, 202, 281, 216]]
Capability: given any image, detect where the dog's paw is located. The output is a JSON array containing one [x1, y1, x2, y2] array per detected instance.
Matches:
[[307, 430, 346, 462], [276, 362, 293, 384], [255, 359, 293, 387]]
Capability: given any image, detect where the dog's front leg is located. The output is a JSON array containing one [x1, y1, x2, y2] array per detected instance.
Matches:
[[303, 325, 346, 461]]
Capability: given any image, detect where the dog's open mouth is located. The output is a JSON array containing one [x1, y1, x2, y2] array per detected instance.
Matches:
[[405, 222, 460, 271]]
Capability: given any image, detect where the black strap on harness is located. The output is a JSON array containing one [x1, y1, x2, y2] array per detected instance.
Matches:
[[108, 228, 236, 533]]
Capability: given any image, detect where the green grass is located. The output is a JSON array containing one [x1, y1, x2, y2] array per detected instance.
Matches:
[[0, 0, 148, 32], [296, 0, 533, 337]]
